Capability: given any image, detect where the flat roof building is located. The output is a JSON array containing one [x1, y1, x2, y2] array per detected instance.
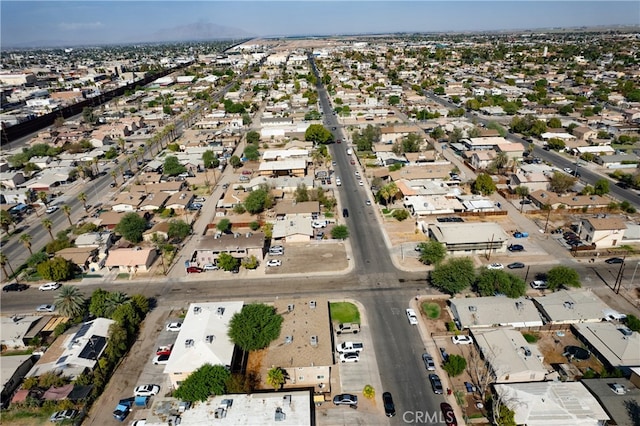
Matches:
[[573, 321, 640, 375], [533, 289, 614, 324], [428, 222, 509, 255], [450, 296, 543, 329]]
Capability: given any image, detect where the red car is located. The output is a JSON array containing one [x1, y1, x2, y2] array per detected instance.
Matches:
[[157, 344, 173, 356], [350, 159, 355, 165], [336, 139, 342, 144], [440, 403, 458, 426], [186, 266, 203, 273]]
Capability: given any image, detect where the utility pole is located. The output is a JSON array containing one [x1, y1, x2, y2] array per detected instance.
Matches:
[[614, 256, 627, 294]]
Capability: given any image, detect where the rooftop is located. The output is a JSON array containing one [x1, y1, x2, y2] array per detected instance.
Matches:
[[450, 296, 543, 329], [572, 322, 640, 371], [429, 221, 509, 245], [533, 289, 614, 323]]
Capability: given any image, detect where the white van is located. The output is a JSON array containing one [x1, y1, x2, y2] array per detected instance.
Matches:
[[336, 177, 342, 186]]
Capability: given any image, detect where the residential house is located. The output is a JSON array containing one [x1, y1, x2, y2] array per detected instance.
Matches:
[[473, 328, 547, 383], [573, 322, 640, 375], [192, 232, 265, 265], [449, 296, 543, 329], [111, 193, 146, 212], [0, 171, 25, 189], [572, 126, 598, 141], [581, 377, 640, 426], [494, 382, 609, 426], [533, 289, 614, 324], [1, 315, 49, 349], [164, 192, 194, 211], [142, 222, 170, 242], [528, 190, 610, 210], [104, 247, 157, 273], [257, 158, 307, 177], [470, 150, 496, 170], [138, 192, 170, 211], [495, 142, 525, 163], [428, 222, 509, 255], [594, 153, 639, 169], [272, 217, 314, 242], [509, 171, 550, 192], [579, 217, 627, 248], [27, 318, 116, 380], [1, 355, 36, 408], [56, 247, 102, 272], [164, 301, 244, 389], [274, 201, 321, 220]]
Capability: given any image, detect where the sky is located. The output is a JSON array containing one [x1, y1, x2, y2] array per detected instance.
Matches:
[[1, 1, 639, 48]]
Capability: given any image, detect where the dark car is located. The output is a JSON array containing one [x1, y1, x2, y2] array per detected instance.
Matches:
[[440, 403, 458, 426], [605, 257, 624, 264], [508, 244, 524, 252], [429, 374, 443, 394], [333, 393, 358, 407], [342, 208, 349, 218], [186, 266, 203, 273], [382, 392, 396, 417], [439, 347, 449, 362], [3, 283, 29, 292], [507, 262, 526, 269]]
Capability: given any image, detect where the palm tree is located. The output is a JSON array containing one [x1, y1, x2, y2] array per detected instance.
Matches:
[[110, 170, 118, 186], [104, 292, 130, 317], [493, 151, 509, 174], [41, 218, 54, 241], [19, 233, 33, 255], [54, 285, 86, 318], [76, 165, 86, 180], [117, 137, 126, 153], [0, 252, 16, 281], [78, 193, 88, 211], [38, 191, 49, 207], [386, 182, 399, 205], [515, 186, 530, 213], [0, 210, 14, 234], [62, 205, 72, 226], [378, 186, 390, 206], [266, 367, 286, 390], [92, 157, 100, 175]]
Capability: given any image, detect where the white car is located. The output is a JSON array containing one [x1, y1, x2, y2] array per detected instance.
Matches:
[[202, 264, 218, 271], [267, 259, 282, 267], [339, 352, 360, 363], [358, 180, 364, 186], [45, 205, 59, 214], [134, 384, 160, 397], [165, 322, 182, 332], [530, 280, 548, 289], [152, 354, 170, 365], [487, 263, 504, 270], [39, 282, 61, 291], [36, 304, 55, 312], [131, 420, 147, 426], [312, 220, 327, 229], [406, 308, 418, 325], [452, 335, 474, 345]]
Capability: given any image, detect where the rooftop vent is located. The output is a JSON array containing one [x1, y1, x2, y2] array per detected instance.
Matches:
[[283, 395, 291, 406], [194, 306, 202, 314], [214, 408, 226, 419], [206, 335, 215, 343], [275, 407, 286, 421], [185, 339, 194, 348], [563, 301, 575, 309], [310, 300, 317, 309], [310, 335, 318, 346], [284, 335, 293, 344], [216, 306, 225, 317], [246, 232, 253, 238], [287, 304, 294, 312], [469, 306, 477, 312], [234, 232, 240, 238]]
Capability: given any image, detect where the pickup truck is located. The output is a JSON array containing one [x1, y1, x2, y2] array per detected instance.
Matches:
[[337, 341, 364, 353], [336, 323, 360, 335], [113, 398, 134, 422]]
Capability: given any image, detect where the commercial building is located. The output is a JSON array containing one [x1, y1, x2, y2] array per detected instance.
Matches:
[[428, 222, 509, 255], [450, 296, 543, 329]]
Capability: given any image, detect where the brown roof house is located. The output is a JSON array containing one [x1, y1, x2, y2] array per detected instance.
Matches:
[[579, 217, 627, 249], [104, 247, 157, 273], [142, 222, 171, 243], [528, 190, 610, 210]]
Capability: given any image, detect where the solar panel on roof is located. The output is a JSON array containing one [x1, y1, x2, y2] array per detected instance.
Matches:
[[78, 336, 106, 360], [74, 323, 92, 339]]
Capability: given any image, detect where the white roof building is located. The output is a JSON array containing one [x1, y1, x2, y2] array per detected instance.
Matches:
[[495, 381, 609, 426], [164, 301, 244, 389], [473, 328, 548, 383], [428, 222, 509, 255], [450, 297, 543, 329], [533, 289, 614, 324], [573, 321, 640, 374]]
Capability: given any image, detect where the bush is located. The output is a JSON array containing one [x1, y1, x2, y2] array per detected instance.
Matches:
[[446, 321, 458, 332], [363, 384, 375, 399], [422, 302, 441, 319], [392, 209, 410, 221], [249, 221, 260, 231], [522, 332, 539, 343], [443, 354, 466, 377], [626, 314, 640, 332]]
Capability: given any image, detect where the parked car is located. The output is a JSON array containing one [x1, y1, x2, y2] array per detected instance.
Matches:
[[269, 247, 284, 256], [342, 208, 349, 217], [530, 280, 548, 289], [3, 283, 29, 292], [134, 384, 160, 397], [333, 393, 358, 407], [452, 335, 473, 345], [336, 323, 360, 335], [50, 409, 78, 422], [429, 374, 443, 394], [340, 352, 360, 363], [422, 353, 436, 371], [266, 259, 282, 267], [312, 220, 327, 229], [165, 322, 182, 332], [605, 257, 624, 264], [337, 342, 364, 354], [508, 244, 524, 252], [406, 308, 418, 325], [203, 264, 218, 271], [487, 263, 504, 270], [186, 266, 203, 273], [152, 354, 170, 365], [36, 304, 55, 312], [113, 398, 133, 422], [382, 392, 396, 417], [439, 347, 449, 362], [441, 402, 458, 426], [507, 262, 525, 269], [156, 344, 173, 356], [38, 282, 61, 291], [45, 205, 59, 214]]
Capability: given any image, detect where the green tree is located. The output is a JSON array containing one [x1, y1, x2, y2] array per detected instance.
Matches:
[[163, 156, 187, 176], [77, 192, 88, 211], [244, 144, 260, 161], [475, 269, 526, 298], [19, 233, 33, 255], [515, 186, 530, 213], [217, 218, 231, 233], [549, 171, 576, 194], [430, 257, 476, 295], [392, 209, 410, 221], [115, 212, 147, 243], [418, 240, 446, 265], [228, 303, 283, 352], [266, 367, 286, 390], [241, 255, 259, 270], [546, 265, 581, 290], [111, 302, 140, 335], [547, 138, 566, 151], [388, 95, 400, 106], [547, 117, 562, 129], [594, 179, 610, 195], [27, 252, 48, 268], [625, 314, 640, 332], [229, 155, 242, 168], [202, 150, 219, 169], [54, 285, 86, 318], [304, 124, 333, 144], [217, 253, 239, 272], [130, 293, 150, 316], [37, 256, 75, 281], [104, 291, 130, 318], [173, 364, 231, 402], [331, 225, 349, 240], [62, 205, 72, 226], [89, 288, 110, 318], [0, 210, 14, 233], [168, 219, 191, 241], [244, 188, 271, 214], [472, 173, 496, 195], [295, 183, 309, 202], [443, 354, 467, 377], [41, 218, 54, 241], [246, 130, 260, 145]]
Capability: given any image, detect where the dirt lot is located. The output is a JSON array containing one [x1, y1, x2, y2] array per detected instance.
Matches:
[[535, 329, 604, 373], [264, 241, 348, 274]]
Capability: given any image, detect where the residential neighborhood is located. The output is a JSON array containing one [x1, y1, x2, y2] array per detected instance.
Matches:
[[1, 16, 640, 426]]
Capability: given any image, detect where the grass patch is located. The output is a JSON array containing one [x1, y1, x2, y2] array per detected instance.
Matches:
[[422, 302, 441, 319], [381, 208, 391, 215], [324, 212, 334, 218], [329, 302, 360, 324], [522, 332, 539, 343], [0, 408, 49, 422], [116, 273, 130, 280], [2, 348, 34, 356]]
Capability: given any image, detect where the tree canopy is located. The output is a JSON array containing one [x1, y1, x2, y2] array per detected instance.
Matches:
[[546, 266, 581, 290], [549, 171, 576, 194], [352, 124, 381, 151], [163, 155, 187, 176], [331, 225, 349, 240], [475, 269, 526, 298], [37, 256, 75, 281], [168, 219, 191, 241], [228, 303, 283, 352], [246, 130, 260, 145], [244, 144, 260, 161], [173, 364, 231, 402], [217, 253, 239, 271], [115, 212, 147, 243], [443, 354, 467, 377], [418, 240, 447, 265], [430, 257, 476, 295], [244, 188, 272, 214], [472, 173, 497, 195], [304, 124, 333, 144]]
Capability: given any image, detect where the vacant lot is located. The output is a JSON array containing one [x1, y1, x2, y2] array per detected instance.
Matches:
[[264, 241, 348, 274]]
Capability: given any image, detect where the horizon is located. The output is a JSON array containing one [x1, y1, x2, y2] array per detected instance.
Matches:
[[1, 1, 639, 49]]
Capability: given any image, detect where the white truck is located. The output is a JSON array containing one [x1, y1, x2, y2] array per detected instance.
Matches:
[[336, 341, 364, 353]]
